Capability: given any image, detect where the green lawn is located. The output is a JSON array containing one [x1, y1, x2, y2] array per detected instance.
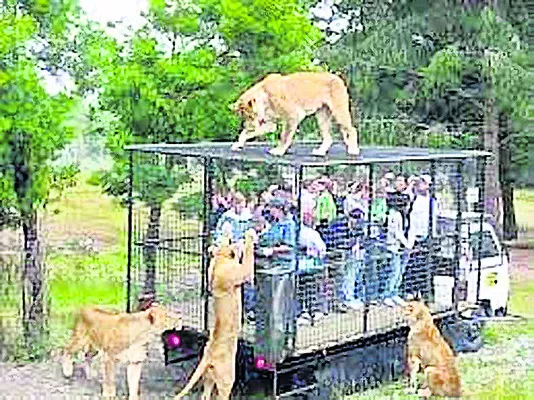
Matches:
[[516, 188, 534, 245]]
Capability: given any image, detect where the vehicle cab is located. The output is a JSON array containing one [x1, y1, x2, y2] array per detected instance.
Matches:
[[437, 212, 510, 316]]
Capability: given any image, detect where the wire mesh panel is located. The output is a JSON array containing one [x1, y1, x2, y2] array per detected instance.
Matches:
[[128, 151, 206, 331], [125, 143, 490, 377], [207, 158, 299, 366], [0, 249, 23, 360]]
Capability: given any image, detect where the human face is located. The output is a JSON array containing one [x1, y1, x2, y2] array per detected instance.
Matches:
[[269, 206, 284, 221], [395, 176, 407, 192]]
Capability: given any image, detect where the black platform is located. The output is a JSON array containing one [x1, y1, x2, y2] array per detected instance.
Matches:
[[125, 142, 491, 166]]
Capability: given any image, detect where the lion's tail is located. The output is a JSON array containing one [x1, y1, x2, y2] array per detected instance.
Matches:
[[174, 343, 212, 399]]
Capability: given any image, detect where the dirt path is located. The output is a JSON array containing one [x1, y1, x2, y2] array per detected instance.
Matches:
[[0, 344, 194, 399]]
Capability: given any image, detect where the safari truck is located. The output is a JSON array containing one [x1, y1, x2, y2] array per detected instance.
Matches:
[[125, 142, 502, 399]]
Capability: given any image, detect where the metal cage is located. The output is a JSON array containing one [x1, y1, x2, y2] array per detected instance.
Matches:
[[125, 142, 491, 398]]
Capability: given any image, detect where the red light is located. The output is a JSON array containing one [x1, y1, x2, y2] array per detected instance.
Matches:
[[255, 356, 267, 369], [167, 333, 181, 348]]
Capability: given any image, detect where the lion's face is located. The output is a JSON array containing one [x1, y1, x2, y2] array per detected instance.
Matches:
[[232, 95, 257, 120], [147, 304, 182, 332], [403, 300, 432, 326]]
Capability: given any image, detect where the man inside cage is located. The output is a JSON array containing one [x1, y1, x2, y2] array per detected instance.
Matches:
[[404, 174, 438, 300], [254, 197, 297, 361]]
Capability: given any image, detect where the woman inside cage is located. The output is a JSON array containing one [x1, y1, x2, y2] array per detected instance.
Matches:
[[380, 191, 412, 307], [296, 210, 328, 325]]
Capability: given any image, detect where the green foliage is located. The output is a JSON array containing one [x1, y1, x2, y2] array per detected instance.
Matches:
[[420, 46, 463, 96], [82, 0, 322, 209], [0, 55, 77, 217]]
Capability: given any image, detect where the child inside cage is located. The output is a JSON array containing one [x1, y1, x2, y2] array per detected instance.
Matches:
[[214, 192, 253, 245]]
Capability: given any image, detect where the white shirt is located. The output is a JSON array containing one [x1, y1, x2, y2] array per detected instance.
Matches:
[[407, 195, 437, 247], [386, 209, 410, 253], [301, 189, 316, 214], [299, 225, 327, 259], [343, 194, 368, 218]]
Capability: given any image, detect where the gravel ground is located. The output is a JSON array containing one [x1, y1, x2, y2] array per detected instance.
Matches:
[[0, 343, 195, 400]]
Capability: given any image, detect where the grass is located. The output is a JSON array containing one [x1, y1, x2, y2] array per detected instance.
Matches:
[[47, 250, 127, 347], [515, 188, 534, 244], [41, 175, 129, 349]]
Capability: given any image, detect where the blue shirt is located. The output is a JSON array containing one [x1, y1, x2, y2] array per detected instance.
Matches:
[[214, 209, 253, 243], [258, 217, 297, 271]]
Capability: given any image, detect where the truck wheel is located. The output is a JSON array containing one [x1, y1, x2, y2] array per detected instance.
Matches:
[[495, 306, 508, 317]]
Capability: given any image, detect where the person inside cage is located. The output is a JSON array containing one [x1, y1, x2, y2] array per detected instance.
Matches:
[[344, 181, 369, 220], [380, 191, 412, 307], [404, 174, 438, 300], [301, 178, 318, 215], [313, 177, 337, 227], [254, 197, 297, 360], [213, 191, 253, 245], [395, 173, 416, 202], [295, 211, 328, 325], [339, 206, 367, 311]]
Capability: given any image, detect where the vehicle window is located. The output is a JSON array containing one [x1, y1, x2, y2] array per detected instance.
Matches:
[[469, 231, 500, 259]]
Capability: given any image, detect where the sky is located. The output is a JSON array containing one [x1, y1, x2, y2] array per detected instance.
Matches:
[[80, 0, 147, 29]]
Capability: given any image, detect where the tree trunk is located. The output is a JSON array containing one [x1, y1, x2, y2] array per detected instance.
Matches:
[[499, 113, 518, 240], [483, 88, 503, 234], [21, 210, 46, 357], [142, 204, 161, 302]]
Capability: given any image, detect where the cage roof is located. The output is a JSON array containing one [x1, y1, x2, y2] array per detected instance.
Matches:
[[125, 142, 491, 166]]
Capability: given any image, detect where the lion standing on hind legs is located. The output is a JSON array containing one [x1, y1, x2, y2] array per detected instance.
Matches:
[[231, 71, 360, 157], [175, 229, 256, 400]]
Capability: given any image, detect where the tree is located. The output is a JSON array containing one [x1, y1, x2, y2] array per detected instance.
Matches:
[[314, 0, 533, 238], [84, 0, 322, 302], [0, 3, 78, 355]]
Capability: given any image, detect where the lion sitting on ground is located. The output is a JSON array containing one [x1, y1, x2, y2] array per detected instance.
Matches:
[[175, 229, 256, 400], [403, 299, 462, 398], [231, 71, 360, 157], [61, 303, 182, 400]]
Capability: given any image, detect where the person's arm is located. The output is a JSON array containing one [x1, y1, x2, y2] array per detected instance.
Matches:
[[315, 231, 327, 259], [394, 213, 411, 249]]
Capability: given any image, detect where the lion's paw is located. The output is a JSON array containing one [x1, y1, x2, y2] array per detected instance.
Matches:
[[268, 147, 286, 157], [231, 143, 243, 152], [417, 387, 432, 398], [346, 146, 360, 156], [312, 147, 328, 157], [61, 357, 74, 378]]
